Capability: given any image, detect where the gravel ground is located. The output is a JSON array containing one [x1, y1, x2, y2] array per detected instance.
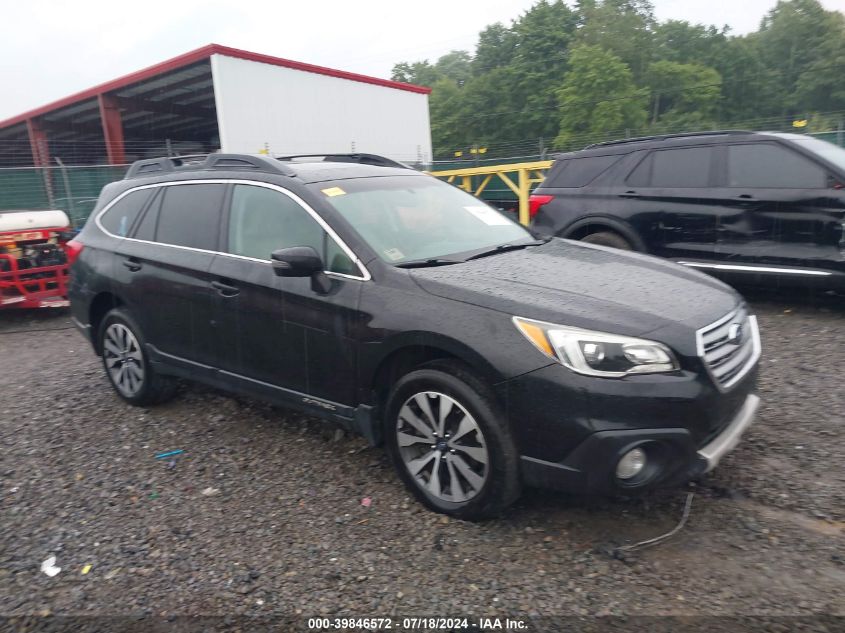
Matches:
[[1, 287, 843, 625]]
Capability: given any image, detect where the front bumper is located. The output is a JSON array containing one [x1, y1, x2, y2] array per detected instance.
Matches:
[[520, 392, 760, 494]]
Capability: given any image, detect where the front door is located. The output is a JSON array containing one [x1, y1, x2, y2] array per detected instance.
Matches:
[[714, 142, 845, 271], [209, 183, 364, 405]]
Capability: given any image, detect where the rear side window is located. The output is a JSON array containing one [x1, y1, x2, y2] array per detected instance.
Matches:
[[650, 147, 712, 188], [99, 189, 153, 236], [548, 155, 619, 187], [155, 184, 226, 251], [727, 143, 826, 188]]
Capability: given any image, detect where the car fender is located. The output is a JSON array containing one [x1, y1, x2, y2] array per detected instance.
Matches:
[[560, 215, 648, 252]]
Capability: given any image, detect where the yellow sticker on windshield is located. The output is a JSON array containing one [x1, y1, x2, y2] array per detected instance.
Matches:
[[322, 187, 346, 197]]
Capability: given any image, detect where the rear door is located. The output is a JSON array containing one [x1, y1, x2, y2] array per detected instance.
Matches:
[[621, 145, 720, 259], [712, 142, 844, 270], [209, 182, 363, 405], [114, 182, 225, 370]]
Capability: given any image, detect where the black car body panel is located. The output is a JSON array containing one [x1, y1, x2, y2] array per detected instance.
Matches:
[[531, 131, 845, 287], [69, 154, 761, 501]]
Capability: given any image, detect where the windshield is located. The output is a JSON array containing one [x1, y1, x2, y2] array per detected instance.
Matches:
[[312, 176, 532, 264], [784, 136, 845, 172]]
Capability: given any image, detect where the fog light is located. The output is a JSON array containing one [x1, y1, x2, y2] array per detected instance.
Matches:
[[616, 448, 646, 480]]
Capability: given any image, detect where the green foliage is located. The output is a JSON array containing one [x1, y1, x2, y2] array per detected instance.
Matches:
[[555, 45, 648, 148], [395, 0, 845, 158]]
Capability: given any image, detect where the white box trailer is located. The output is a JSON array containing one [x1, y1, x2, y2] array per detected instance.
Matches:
[[210, 52, 433, 165]]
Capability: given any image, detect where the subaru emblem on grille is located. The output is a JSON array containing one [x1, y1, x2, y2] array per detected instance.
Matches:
[[727, 323, 743, 344]]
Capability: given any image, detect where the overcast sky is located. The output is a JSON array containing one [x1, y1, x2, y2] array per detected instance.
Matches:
[[1, 0, 844, 121]]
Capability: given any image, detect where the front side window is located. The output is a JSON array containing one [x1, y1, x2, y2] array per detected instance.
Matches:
[[727, 143, 827, 188], [155, 184, 226, 250], [227, 184, 355, 274], [313, 176, 532, 265]]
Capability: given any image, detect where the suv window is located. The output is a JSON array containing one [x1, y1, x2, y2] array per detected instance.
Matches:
[[649, 147, 712, 188], [228, 184, 356, 274], [727, 143, 826, 188], [100, 189, 153, 237], [155, 184, 226, 250], [548, 155, 619, 188]]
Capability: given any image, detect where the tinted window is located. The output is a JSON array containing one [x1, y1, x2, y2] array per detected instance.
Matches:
[[228, 185, 355, 274], [100, 189, 153, 236], [549, 155, 619, 187], [728, 143, 826, 188], [650, 147, 712, 188], [155, 184, 226, 250], [133, 189, 160, 241], [626, 153, 652, 186]]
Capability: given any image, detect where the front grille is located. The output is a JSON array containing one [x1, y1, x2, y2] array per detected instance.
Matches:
[[697, 305, 760, 391]]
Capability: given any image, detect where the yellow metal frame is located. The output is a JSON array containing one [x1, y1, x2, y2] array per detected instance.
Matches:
[[428, 161, 553, 225]]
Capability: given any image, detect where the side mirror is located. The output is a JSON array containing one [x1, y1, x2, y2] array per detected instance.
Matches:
[[271, 246, 323, 277]]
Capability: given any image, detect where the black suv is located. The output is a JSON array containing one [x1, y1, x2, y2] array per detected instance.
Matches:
[[529, 131, 845, 288], [68, 153, 761, 519]]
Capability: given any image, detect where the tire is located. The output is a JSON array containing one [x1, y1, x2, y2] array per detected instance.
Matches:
[[98, 308, 177, 406], [384, 360, 521, 520], [580, 231, 633, 250]]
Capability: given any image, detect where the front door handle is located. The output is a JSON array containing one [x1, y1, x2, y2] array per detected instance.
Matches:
[[122, 258, 141, 272], [620, 190, 641, 198], [211, 280, 240, 297]]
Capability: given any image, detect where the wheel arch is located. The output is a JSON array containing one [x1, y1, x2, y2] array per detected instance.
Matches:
[[560, 216, 647, 252], [88, 291, 124, 354]]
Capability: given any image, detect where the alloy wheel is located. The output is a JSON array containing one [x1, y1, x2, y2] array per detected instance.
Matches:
[[103, 323, 145, 397], [396, 391, 489, 503]]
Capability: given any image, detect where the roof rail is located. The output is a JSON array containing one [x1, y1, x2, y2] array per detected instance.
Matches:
[[275, 153, 410, 169], [584, 130, 754, 150], [124, 153, 296, 179]]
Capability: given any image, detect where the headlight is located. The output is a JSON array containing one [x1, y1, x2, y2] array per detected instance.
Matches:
[[513, 316, 679, 377]]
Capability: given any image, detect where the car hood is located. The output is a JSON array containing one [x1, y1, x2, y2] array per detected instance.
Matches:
[[409, 238, 740, 339]]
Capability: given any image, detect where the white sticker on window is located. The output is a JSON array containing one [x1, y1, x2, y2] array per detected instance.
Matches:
[[464, 205, 511, 226], [384, 248, 405, 261]]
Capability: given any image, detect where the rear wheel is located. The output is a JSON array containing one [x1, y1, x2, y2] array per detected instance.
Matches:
[[580, 231, 633, 250], [98, 308, 177, 406], [384, 361, 521, 520]]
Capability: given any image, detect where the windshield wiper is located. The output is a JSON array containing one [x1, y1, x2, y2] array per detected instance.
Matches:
[[395, 258, 463, 269], [464, 239, 548, 261]]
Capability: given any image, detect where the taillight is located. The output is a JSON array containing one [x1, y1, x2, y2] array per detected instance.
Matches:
[[528, 194, 554, 219], [65, 239, 84, 266]]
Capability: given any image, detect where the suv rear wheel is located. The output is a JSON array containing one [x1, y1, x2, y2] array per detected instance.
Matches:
[[98, 308, 177, 406], [384, 360, 521, 520], [580, 231, 633, 250]]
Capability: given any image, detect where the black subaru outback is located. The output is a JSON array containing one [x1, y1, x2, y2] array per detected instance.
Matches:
[[68, 153, 761, 519], [529, 131, 845, 288]]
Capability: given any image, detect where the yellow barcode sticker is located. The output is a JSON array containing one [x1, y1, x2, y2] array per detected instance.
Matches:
[[322, 187, 346, 197]]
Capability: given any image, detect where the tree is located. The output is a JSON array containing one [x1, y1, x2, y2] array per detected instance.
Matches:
[[645, 60, 722, 128], [434, 50, 473, 85], [555, 45, 648, 148], [576, 0, 657, 80], [472, 23, 518, 75], [653, 20, 728, 66], [391, 61, 441, 87]]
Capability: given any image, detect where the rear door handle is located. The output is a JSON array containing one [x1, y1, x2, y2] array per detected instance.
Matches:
[[122, 258, 141, 272], [211, 280, 240, 297], [621, 190, 641, 198]]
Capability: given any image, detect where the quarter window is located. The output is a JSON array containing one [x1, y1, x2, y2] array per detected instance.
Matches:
[[99, 189, 153, 237], [155, 184, 226, 250], [727, 144, 826, 188], [548, 155, 619, 187], [227, 185, 356, 274]]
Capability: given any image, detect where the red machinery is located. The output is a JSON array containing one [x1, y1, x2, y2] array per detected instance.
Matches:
[[0, 209, 76, 309]]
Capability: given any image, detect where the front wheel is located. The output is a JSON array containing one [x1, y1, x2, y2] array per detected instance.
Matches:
[[384, 361, 521, 520], [98, 308, 177, 406]]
